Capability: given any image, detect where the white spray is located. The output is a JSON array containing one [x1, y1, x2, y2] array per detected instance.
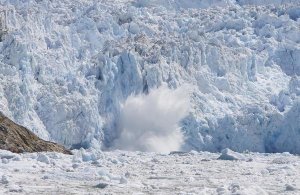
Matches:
[[114, 85, 190, 153]]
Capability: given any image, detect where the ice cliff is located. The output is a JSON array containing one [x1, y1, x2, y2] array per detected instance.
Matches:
[[0, 0, 300, 153]]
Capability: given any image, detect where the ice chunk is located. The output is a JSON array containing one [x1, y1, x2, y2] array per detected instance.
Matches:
[[0, 150, 18, 159], [129, 23, 140, 34], [218, 148, 246, 161], [37, 153, 50, 164], [120, 176, 128, 184], [94, 183, 108, 189], [2, 158, 9, 164], [8, 185, 23, 193], [1, 175, 9, 184], [285, 184, 297, 191]]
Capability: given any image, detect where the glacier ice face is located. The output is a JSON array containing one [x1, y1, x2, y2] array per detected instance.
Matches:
[[0, 0, 300, 153]]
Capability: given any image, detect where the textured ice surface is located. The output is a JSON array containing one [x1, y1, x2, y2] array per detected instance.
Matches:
[[0, 149, 299, 194], [0, 0, 300, 153]]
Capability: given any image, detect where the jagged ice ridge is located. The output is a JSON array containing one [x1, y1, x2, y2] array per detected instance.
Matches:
[[0, 0, 300, 153]]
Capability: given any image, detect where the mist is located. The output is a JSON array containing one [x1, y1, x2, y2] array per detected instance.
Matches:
[[114, 85, 190, 153]]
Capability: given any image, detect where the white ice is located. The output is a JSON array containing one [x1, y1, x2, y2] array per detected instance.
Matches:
[[0, 0, 300, 154], [0, 149, 300, 194]]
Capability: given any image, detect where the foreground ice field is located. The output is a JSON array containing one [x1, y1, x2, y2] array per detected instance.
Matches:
[[0, 149, 299, 194]]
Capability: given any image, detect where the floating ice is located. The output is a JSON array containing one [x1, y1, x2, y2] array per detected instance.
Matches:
[[218, 148, 246, 161]]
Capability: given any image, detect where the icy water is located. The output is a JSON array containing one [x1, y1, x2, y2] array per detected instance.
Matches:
[[0, 149, 299, 194]]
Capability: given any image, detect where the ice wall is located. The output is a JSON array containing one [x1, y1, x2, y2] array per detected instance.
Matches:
[[0, 0, 300, 153]]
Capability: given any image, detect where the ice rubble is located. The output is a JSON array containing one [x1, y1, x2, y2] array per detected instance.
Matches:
[[0, 149, 299, 194], [0, 0, 300, 153]]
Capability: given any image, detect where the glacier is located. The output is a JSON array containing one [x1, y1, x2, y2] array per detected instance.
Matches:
[[0, 0, 300, 153]]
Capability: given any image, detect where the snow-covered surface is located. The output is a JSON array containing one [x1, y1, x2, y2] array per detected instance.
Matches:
[[0, 0, 300, 153], [0, 149, 299, 194]]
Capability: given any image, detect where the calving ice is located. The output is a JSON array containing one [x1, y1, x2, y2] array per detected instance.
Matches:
[[114, 85, 191, 153]]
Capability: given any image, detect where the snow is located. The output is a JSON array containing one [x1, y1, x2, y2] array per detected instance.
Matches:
[[0, 0, 300, 154], [0, 149, 299, 194]]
